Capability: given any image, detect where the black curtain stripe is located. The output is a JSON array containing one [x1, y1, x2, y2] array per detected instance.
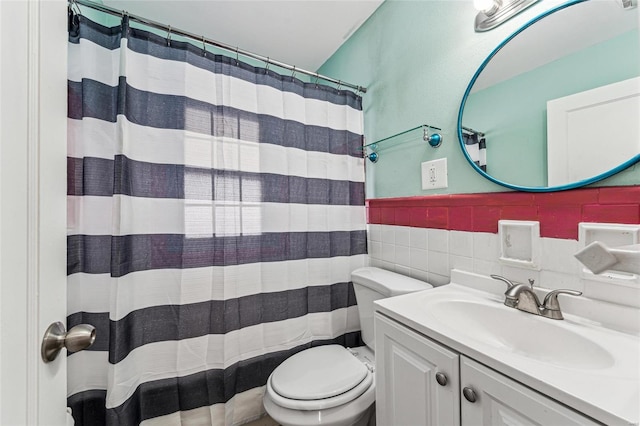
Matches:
[[68, 231, 367, 276], [68, 15, 122, 49], [67, 312, 111, 353], [67, 281, 357, 363], [67, 155, 365, 204], [67, 390, 108, 426], [68, 79, 363, 158]]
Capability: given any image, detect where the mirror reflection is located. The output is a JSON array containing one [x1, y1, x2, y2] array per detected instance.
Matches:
[[460, 0, 640, 189]]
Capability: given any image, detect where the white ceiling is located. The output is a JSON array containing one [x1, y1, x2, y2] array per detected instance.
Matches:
[[102, 0, 384, 71]]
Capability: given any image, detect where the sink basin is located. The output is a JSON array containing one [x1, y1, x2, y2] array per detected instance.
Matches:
[[426, 298, 615, 369]]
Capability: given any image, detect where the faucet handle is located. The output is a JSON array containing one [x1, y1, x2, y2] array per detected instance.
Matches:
[[490, 274, 516, 290], [542, 289, 582, 319]]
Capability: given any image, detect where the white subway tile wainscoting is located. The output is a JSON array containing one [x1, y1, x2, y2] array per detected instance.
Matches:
[[367, 224, 640, 309]]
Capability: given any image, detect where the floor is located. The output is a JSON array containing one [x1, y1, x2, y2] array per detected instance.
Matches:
[[245, 414, 279, 426]]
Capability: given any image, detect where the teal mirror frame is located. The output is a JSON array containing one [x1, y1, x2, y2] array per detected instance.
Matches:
[[457, 0, 640, 192]]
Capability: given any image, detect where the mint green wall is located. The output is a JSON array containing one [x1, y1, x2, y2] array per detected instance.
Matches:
[[319, 0, 640, 198], [464, 29, 640, 187], [78, 1, 114, 25]]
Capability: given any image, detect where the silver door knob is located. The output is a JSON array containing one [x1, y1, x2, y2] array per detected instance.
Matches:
[[41, 321, 96, 363]]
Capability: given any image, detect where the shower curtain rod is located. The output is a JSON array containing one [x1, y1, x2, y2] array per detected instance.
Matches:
[[461, 126, 485, 137], [70, 0, 367, 94]]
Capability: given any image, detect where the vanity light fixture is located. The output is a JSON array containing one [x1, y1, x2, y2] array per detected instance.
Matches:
[[474, 0, 540, 32]]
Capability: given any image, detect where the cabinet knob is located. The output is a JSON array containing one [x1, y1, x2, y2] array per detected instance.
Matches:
[[462, 386, 477, 403], [435, 372, 448, 386]]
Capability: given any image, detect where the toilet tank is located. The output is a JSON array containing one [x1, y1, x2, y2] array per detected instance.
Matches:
[[351, 267, 432, 350]]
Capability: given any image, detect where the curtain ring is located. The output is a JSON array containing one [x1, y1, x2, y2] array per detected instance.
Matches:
[[314, 74, 320, 88], [167, 25, 172, 46], [202, 36, 206, 56], [119, 9, 129, 29], [337, 80, 342, 91], [265, 57, 270, 72], [291, 66, 297, 80], [235, 47, 240, 65]]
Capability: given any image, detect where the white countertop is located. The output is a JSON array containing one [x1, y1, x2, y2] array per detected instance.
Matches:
[[374, 270, 640, 426]]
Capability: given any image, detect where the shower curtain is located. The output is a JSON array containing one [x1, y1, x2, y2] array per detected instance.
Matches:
[[67, 15, 366, 425], [462, 132, 487, 172]]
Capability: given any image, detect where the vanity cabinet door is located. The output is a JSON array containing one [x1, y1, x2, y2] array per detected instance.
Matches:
[[460, 356, 600, 426], [375, 313, 460, 426]]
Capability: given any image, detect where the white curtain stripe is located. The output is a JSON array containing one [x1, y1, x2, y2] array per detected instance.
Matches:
[[67, 351, 110, 396], [68, 196, 366, 236], [68, 38, 121, 86], [67, 255, 366, 319], [68, 118, 365, 182]]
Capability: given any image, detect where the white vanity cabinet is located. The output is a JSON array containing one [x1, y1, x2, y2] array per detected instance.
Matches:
[[375, 313, 460, 426], [460, 356, 600, 426], [375, 313, 600, 426]]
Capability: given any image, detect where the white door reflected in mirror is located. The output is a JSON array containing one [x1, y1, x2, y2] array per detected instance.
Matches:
[[547, 77, 640, 186]]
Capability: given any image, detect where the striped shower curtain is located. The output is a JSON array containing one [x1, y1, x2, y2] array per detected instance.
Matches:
[[67, 15, 366, 425], [462, 132, 487, 172]]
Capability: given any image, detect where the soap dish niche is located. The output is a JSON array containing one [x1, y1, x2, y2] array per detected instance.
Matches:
[[578, 222, 640, 286], [498, 220, 540, 270]]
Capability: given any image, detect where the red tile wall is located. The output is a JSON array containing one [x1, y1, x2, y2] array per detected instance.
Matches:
[[366, 186, 640, 240]]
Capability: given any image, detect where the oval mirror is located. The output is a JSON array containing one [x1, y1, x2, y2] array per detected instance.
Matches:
[[458, 0, 640, 192]]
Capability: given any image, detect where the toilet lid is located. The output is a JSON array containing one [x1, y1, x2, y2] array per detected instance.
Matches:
[[271, 345, 368, 400]]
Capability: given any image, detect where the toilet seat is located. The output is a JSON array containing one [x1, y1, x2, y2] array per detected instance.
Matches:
[[266, 345, 374, 411]]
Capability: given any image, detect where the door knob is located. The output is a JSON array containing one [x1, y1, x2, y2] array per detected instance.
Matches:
[[41, 321, 96, 363]]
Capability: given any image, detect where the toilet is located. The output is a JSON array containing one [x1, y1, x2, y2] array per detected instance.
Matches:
[[263, 267, 433, 426]]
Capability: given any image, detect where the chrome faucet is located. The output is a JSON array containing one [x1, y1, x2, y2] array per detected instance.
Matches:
[[490, 275, 582, 320]]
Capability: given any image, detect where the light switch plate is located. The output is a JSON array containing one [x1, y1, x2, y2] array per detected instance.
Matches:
[[421, 158, 448, 190]]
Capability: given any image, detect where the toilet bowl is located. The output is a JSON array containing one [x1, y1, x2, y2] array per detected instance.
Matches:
[[263, 267, 433, 426]]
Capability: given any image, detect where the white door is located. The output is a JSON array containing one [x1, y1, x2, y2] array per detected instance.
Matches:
[[547, 76, 640, 186], [1, 0, 69, 424], [375, 314, 460, 426]]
